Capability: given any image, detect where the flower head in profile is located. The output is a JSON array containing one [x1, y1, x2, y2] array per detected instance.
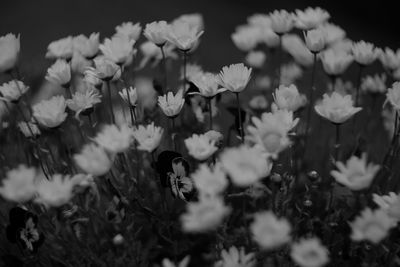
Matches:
[[173, 13, 204, 31], [158, 90, 185, 117], [94, 124, 133, 153], [92, 56, 121, 81], [385, 82, 400, 110], [269, 10, 294, 34], [46, 36, 73, 59], [132, 122, 163, 152], [162, 256, 190, 267], [352, 41, 378, 66], [204, 130, 224, 145], [184, 133, 218, 161], [290, 238, 329, 267], [251, 211, 291, 250], [115, 22, 142, 41], [144, 21, 169, 46], [99, 35, 136, 66], [32, 95, 67, 128], [320, 49, 353, 76], [191, 163, 227, 197], [273, 84, 307, 112], [318, 23, 346, 46], [373, 192, 398, 211], [215, 246, 255, 267], [45, 59, 71, 86], [73, 33, 100, 58], [314, 92, 361, 124], [166, 20, 204, 51], [378, 47, 400, 70], [361, 73, 387, 94], [0, 165, 37, 202], [220, 145, 272, 186], [350, 208, 394, 244], [282, 34, 314, 67], [331, 153, 379, 190], [18, 121, 41, 138], [191, 72, 225, 98], [245, 51, 266, 69], [218, 63, 252, 93], [0, 33, 20, 73], [295, 7, 330, 30], [70, 51, 92, 74], [181, 196, 230, 232], [66, 88, 102, 119], [231, 26, 260, 52], [34, 174, 76, 207], [0, 80, 29, 103], [119, 86, 138, 107], [304, 28, 326, 53], [74, 143, 114, 176]]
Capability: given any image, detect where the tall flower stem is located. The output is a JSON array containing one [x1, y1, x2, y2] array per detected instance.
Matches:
[[106, 81, 115, 124], [235, 93, 244, 143], [355, 64, 364, 107], [160, 46, 168, 93], [334, 123, 341, 162], [208, 98, 213, 131], [304, 53, 318, 154], [171, 117, 177, 151], [182, 50, 187, 92], [276, 35, 283, 87]]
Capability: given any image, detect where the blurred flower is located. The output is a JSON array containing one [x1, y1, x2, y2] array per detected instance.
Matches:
[[382, 108, 396, 138], [385, 82, 400, 110], [94, 124, 133, 153], [249, 95, 269, 111], [280, 62, 303, 85], [269, 10, 294, 34], [0, 80, 29, 103], [18, 121, 41, 138], [318, 23, 346, 46], [350, 208, 393, 244], [304, 28, 326, 53], [220, 145, 272, 186], [119, 86, 138, 106], [45, 59, 71, 86], [166, 20, 204, 51], [181, 196, 230, 232], [218, 63, 252, 93], [394, 67, 400, 81], [66, 88, 102, 119], [191, 72, 225, 98], [35, 174, 75, 207], [144, 21, 169, 46], [115, 22, 142, 41], [74, 143, 114, 176], [138, 41, 177, 69], [231, 26, 260, 52], [93, 56, 121, 81], [282, 34, 314, 67], [295, 7, 330, 30], [73, 33, 99, 58], [192, 164, 227, 197], [331, 153, 379, 190], [158, 90, 185, 117], [173, 13, 204, 31], [184, 63, 203, 82], [70, 51, 92, 74], [46, 36, 73, 59], [378, 47, 400, 70], [320, 49, 353, 76], [251, 211, 291, 250], [168, 158, 194, 201], [387, 196, 400, 221], [215, 246, 255, 267], [352, 41, 378, 66], [245, 51, 266, 68], [373, 192, 398, 210], [32, 95, 67, 128], [0, 33, 20, 72], [132, 122, 163, 152], [290, 238, 329, 267], [112, 234, 124, 245], [361, 73, 387, 94], [162, 256, 190, 267], [184, 133, 218, 161], [0, 165, 37, 202], [99, 35, 136, 66], [273, 84, 307, 112]]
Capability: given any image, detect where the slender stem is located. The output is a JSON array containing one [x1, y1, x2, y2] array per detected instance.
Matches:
[[183, 51, 187, 92], [235, 93, 244, 143], [334, 123, 341, 162], [304, 53, 318, 154], [160, 46, 168, 93], [277, 35, 283, 87], [171, 118, 177, 151], [355, 64, 364, 107], [106, 81, 115, 124], [208, 98, 213, 131]]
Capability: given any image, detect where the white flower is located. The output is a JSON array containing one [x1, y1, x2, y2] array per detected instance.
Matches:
[[158, 90, 185, 117], [70, 51, 92, 74], [99, 35, 135, 65], [93, 56, 121, 81], [173, 13, 204, 31], [46, 36, 73, 59], [385, 82, 400, 110], [320, 49, 354, 75], [184, 63, 203, 82], [304, 28, 326, 53], [94, 124, 133, 153], [291, 238, 329, 267], [0, 165, 37, 202], [184, 134, 218, 161], [249, 95, 269, 110], [350, 208, 393, 244], [181, 196, 230, 232], [245, 51, 266, 68], [32, 95, 67, 128], [251, 211, 291, 250], [191, 72, 225, 98], [0, 80, 29, 102], [218, 63, 252, 93], [378, 47, 400, 70], [373, 192, 398, 210], [34, 174, 75, 207], [282, 34, 314, 67], [204, 130, 223, 144], [73, 33, 100, 58], [74, 143, 114, 176], [314, 92, 361, 124], [331, 153, 379, 190], [166, 21, 204, 51], [216, 246, 255, 267], [352, 41, 378, 66], [115, 22, 142, 41], [295, 7, 330, 30], [318, 23, 346, 46], [281, 63, 303, 85], [220, 145, 272, 186], [273, 84, 307, 112], [119, 87, 138, 106], [191, 164, 228, 197], [18, 121, 41, 138], [45, 59, 71, 86], [144, 21, 169, 46], [231, 26, 260, 52], [132, 122, 163, 152], [361, 74, 387, 94], [0, 33, 20, 73], [66, 88, 102, 118], [138, 41, 177, 69], [162, 256, 190, 267], [269, 10, 294, 34]]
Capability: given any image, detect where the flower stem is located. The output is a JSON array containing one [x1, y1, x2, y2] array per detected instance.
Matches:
[[235, 93, 244, 143], [276, 35, 283, 87], [304, 53, 318, 154], [208, 98, 213, 131], [334, 123, 341, 162], [171, 117, 177, 151], [182, 51, 187, 92], [160, 46, 168, 93], [106, 81, 115, 124]]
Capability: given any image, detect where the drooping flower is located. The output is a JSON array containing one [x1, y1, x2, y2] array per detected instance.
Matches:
[[215, 246, 256, 267], [245, 51, 266, 69], [144, 21, 169, 46], [250, 211, 292, 250], [94, 124, 133, 153], [45, 59, 71, 86], [32, 95, 68, 128], [0, 165, 37, 202], [46, 36, 73, 59], [66, 88, 102, 119], [184, 133, 218, 161], [191, 163, 228, 197], [74, 143, 114, 176], [361, 74, 387, 94], [304, 28, 326, 53], [0, 80, 29, 103], [119, 86, 138, 107], [99, 35, 136, 66], [290, 238, 329, 267], [385, 82, 400, 110], [351, 41, 379, 66], [320, 49, 354, 76], [0, 33, 20, 73], [269, 10, 294, 34], [295, 7, 330, 30], [132, 122, 163, 152], [331, 153, 379, 190], [115, 22, 142, 41], [73, 33, 100, 58], [191, 72, 225, 98], [34, 174, 76, 207], [314, 92, 361, 124], [273, 84, 307, 112], [158, 90, 185, 117], [166, 20, 204, 51], [18, 121, 41, 138], [282, 34, 314, 67], [218, 63, 252, 93]]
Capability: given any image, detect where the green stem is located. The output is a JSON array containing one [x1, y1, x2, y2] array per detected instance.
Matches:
[[235, 93, 244, 143], [106, 81, 115, 124], [160, 46, 168, 93]]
